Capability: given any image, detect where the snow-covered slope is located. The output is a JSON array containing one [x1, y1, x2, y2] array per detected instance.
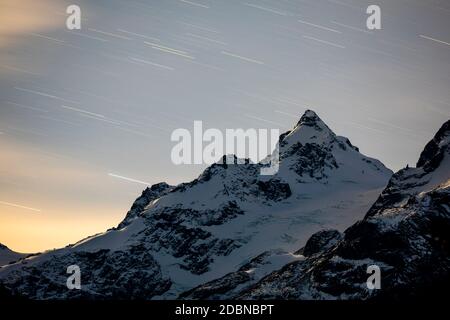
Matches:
[[0, 110, 392, 299], [366, 119, 450, 219], [0, 244, 27, 267], [210, 119, 450, 300]]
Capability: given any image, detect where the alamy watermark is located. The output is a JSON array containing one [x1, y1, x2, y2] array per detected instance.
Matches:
[[66, 265, 81, 290], [66, 5, 81, 30], [366, 265, 381, 290], [366, 5, 381, 30], [171, 121, 280, 175]]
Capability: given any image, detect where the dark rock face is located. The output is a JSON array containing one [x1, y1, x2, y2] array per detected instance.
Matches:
[[149, 201, 245, 228], [179, 270, 251, 300], [287, 143, 338, 181], [179, 250, 296, 300], [0, 245, 171, 300], [142, 215, 239, 274], [256, 179, 292, 201], [237, 259, 311, 299], [299, 229, 343, 257], [318, 184, 450, 300], [417, 120, 449, 169], [339, 137, 359, 152], [181, 229, 342, 300]]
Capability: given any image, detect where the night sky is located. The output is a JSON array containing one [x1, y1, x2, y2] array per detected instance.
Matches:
[[1, 0, 449, 252]]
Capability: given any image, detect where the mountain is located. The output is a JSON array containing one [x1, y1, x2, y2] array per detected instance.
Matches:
[[0, 244, 27, 267], [0, 110, 393, 299], [186, 119, 450, 300]]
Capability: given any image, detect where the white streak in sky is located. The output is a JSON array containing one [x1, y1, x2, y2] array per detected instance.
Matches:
[[144, 42, 188, 54], [303, 35, 345, 49], [66, 30, 109, 42], [221, 51, 264, 65], [0, 65, 38, 75], [326, 0, 359, 9], [419, 35, 450, 47], [129, 57, 174, 70], [28, 33, 65, 43], [88, 28, 132, 40], [243, 3, 287, 16], [5, 101, 48, 113], [38, 115, 82, 127], [0, 201, 41, 213], [367, 117, 422, 138], [151, 46, 195, 59], [344, 121, 389, 135], [275, 97, 304, 107], [76, 113, 121, 125], [117, 29, 160, 41], [298, 19, 342, 34], [178, 22, 220, 34], [60, 105, 105, 118], [144, 41, 195, 59], [274, 110, 301, 118], [14, 87, 78, 104], [179, 0, 209, 9], [235, 90, 280, 105], [244, 114, 284, 126], [188, 60, 225, 72], [71, 62, 119, 78], [186, 33, 227, 45], [76, 113, 164, 137], [330, 21, 372, 34], [108, 173, 151, 186]]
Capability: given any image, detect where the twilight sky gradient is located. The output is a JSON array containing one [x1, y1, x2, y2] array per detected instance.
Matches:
[[0, 0, 449, 252]]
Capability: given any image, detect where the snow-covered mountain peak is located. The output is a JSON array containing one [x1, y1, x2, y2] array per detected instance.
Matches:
[[296, 109, 329, 131], [0, 108, 393, 299], [274, 110, 390, 186], [281, 110, 336, 149]]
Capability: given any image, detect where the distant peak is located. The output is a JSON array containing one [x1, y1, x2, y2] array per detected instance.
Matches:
[[304, 109, 319, 117], [292, 109, 334, 137], [0, 243, 8, 250], [297, 109, 322, 127], [279, 109, 338, 152]]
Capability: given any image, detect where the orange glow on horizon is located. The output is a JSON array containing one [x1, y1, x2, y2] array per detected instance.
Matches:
[[0, 205, 125, 253], [0, 140, 139, 253]]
